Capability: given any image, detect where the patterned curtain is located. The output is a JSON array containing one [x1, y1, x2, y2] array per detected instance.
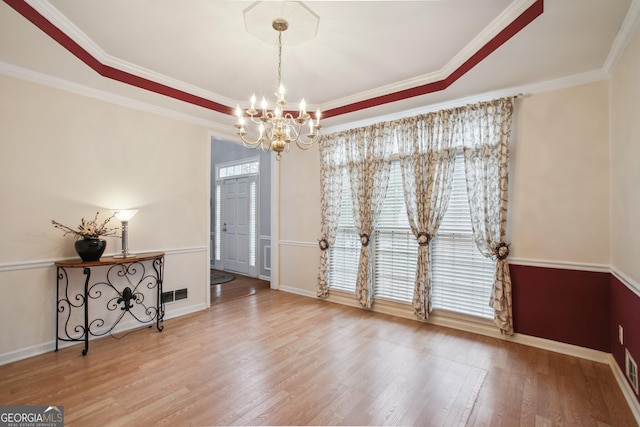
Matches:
[[460, 97, 515, 335], [317, 135, 346, 298], [395, 111, 459, 320], [345, 124, 393, 308]]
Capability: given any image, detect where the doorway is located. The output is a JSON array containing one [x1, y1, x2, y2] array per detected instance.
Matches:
[[214, 158, 259, 277]]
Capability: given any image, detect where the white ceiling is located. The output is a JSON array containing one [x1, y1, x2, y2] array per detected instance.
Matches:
[[1, 0, 638, 137]]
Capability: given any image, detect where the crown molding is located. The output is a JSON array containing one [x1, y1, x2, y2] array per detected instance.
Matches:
[[0, 61, 232, 133], [25, 0, 540, 117], [4, 0, 230, 114], [4, 0, 635, 136], [24, 0, 237, 109], [322, 67, 608, 134], [6, 0, 543, 120], [319, 0, 543, 118], [441, 0, 539, 77], [602, 0, 640, 73], [319, 0, 540, 114]]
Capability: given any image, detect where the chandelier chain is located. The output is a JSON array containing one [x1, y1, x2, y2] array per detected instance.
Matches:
[[277, 30, 283, 88]]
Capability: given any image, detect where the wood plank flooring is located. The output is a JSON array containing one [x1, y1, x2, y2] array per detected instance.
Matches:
[[0, 290, 636, 426], [210, 273, 271, 305]]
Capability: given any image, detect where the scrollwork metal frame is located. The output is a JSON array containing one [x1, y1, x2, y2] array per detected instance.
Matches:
[[55, 253, 165, 355]]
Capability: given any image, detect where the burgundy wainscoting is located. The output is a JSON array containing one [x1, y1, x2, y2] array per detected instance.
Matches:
[[510, 264, 611, 352], [610, 274, 640, 403]]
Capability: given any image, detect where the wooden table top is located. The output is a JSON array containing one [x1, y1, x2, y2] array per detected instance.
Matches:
[[54, 252, 165, 267]]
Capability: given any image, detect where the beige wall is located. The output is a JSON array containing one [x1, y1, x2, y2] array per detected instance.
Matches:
[[610, 24, 640, 285], [509, 81, 610, 265], [277, 142, 321, 294], [0, 75, 211, 360]]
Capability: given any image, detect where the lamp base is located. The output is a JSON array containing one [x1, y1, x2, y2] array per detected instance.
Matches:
[[113, 253, 137, 259]]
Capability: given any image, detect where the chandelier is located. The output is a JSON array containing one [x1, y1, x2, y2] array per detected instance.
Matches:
[[234, 18, 321, 160]]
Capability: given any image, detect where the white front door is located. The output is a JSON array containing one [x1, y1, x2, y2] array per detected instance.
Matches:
[[223, 178, 250, 274]]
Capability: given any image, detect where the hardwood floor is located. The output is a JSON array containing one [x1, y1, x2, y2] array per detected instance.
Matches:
[[0, 291, 636, 426], [211, 272, 271, 305]]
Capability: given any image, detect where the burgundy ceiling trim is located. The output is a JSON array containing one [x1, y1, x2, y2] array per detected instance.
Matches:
[[4, 0, 542, 120], [322, 0, 543, 119], [3, 0, 232, 115]]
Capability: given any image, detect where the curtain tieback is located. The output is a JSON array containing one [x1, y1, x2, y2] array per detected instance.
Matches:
[[360, 233, 370, 247], [495, 242, 510, 260], [417, 232, 431, 246], [318, 238, 329, 251]]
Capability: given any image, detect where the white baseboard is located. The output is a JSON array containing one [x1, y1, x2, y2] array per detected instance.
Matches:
[[609, 354, 640, 423], [506, 333, 611, 364], [0, 342, 55, 366], [278, 285, 316, 298], [0, 302, 208, 366], [163, 302, 208, 321]]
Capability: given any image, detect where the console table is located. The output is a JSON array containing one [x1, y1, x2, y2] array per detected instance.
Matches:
[[55, 252, 165, 355]]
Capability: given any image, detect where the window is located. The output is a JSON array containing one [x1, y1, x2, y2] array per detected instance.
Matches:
[[328, 154, 495, 319], [217, 160, 259, 180]]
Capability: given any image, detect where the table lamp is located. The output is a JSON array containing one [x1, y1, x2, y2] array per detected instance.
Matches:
[[114, 209, 138, 258]]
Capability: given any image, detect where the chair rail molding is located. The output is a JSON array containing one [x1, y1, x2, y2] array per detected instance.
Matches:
[[0, 245, 208, 272]]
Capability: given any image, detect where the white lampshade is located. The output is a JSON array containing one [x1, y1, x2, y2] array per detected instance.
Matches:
[[115, 209, 138, 222]]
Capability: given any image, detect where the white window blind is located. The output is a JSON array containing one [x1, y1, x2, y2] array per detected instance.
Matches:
[[431, 153, 495, 319], [328, 155, 495, 319], [328, 168, 358, 292], [373, 162, 417, 302]]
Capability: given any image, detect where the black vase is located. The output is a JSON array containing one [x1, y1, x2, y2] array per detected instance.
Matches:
[[74, 238, 107, 262]]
